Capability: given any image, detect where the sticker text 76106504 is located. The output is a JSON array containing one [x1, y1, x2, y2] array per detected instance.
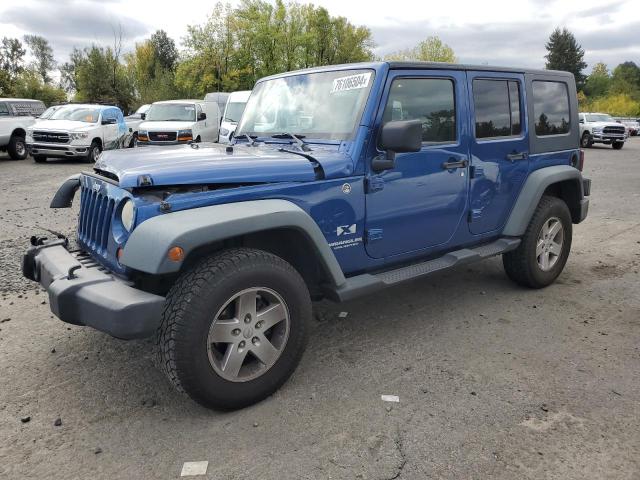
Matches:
[[331, 72, 372, 94]]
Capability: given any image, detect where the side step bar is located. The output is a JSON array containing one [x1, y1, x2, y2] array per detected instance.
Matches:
[[328, 238, 520, 302]]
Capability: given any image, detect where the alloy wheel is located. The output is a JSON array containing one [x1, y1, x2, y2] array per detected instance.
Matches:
[[536, 216, 564, 271]]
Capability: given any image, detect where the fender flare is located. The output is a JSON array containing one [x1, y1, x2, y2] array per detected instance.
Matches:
[[503, 165, 585, 236], [120, 199, 347, 287]]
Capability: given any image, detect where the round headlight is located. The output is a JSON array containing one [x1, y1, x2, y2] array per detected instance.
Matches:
[[120, 199, 135, 232]]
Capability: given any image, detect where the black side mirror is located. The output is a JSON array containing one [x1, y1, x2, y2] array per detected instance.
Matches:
[[140, 113, 146, 120], [198, 112, 207, 121], [579, 119, 584, 123], [373, 120, 423, 171]]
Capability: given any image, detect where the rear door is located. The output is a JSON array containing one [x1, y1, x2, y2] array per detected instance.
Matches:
[[364, 69, 470, 259], [467, 72, 528, 235]]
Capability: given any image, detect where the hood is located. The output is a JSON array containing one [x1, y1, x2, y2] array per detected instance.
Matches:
[[94, 142, 355, 188], [31, 119, 96, 131], [139, 120, 195, 131]]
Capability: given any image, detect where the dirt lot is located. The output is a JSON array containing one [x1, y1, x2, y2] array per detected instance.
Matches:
[[1, 140, 639, 479]]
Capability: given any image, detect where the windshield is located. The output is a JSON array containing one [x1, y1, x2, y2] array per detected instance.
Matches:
[[49, 106, 100, 123], [236, 69, 374, 140], [146, 103, 196, 122], [586, 114, 615, 123], [224, 101, 247, 123], [40, 106, 60, 119]]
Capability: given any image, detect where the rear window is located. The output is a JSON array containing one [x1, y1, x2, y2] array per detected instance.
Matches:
[[473, 79, 522, 138], [0, 103, 8, 116], [532, 81, 570, 136]]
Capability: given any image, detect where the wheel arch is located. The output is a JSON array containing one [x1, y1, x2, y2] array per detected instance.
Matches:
[[11, 127, 26, 138], [120, 199, 347, 293], [503, 165, 586, 236]]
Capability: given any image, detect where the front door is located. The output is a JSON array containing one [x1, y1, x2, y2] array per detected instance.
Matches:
[[365, 70, 470, 259], [467, 72, 529, 234]]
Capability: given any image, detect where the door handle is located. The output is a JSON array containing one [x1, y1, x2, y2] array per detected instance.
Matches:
[[506, 151, 528, 161], [441, 158, 468, 170]]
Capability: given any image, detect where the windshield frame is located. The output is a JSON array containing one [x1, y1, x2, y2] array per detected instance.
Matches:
[[145, 103, 197, 122], [236, 68, 376, 142]]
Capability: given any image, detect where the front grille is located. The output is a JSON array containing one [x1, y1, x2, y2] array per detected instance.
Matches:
[[149, 131, 177, 141], [33, 131, 69, 143], [78, 185, 115, 255], [603, 126, 625, 135]]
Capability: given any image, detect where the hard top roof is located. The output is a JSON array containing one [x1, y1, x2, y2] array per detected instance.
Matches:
[[0, 98, 46, 103]]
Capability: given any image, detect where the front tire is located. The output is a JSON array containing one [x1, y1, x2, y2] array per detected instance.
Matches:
[[8, 135, 27, 160], [85, 140, 101, 163], [612, 141, 624, 150], [503, 195, 572, 288], [580, 132, 593, 148], [157, 248, 311, 410]]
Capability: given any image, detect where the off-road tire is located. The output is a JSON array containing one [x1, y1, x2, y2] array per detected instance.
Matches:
[[580, 132, 593, 148], [8, 134, 27, 160], [503, 195, 572, 288], [612, 141, 624, 150], [33, 155, 47, 163], [156, 248, 311, 410]]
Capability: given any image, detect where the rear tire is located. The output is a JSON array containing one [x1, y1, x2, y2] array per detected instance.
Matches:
[[612, 141, 624, 150], [8, 135, 27, 160], [157, 248, 311, 410], [33, 155, 47, 163], [503, 195, 572, 288]]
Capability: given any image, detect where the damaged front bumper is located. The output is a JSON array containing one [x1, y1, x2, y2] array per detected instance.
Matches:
[[22, 237, 164, 339]]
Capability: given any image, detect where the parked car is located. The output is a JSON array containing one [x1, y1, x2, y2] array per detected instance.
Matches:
[[124, 104, 151, 146], [136, 100, 219, 145], [621, 120, 639, 136], [24, 61, 590, 410], [204, 92, 230, 124], [0, 98, 46, 160], [26, 104, 128, 163], [579, 112, 626, 149], [218, 90, 251, 143]]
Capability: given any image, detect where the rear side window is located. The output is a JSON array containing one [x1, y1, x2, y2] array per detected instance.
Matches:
[[383, 78, 456, 143], [473, 79, 522, 138], [532, 81, 570, 136], [0, 103, 9, 116]]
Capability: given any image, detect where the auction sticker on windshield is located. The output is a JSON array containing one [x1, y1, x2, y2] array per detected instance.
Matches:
[[331, 72, 372, 94]]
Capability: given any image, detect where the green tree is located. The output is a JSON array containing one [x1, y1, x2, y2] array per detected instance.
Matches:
[[584, 62, 611, 98], [385, 36, 457, 63], [0, 37, 26, 94], [150, 30, 178, 71], [545, 27, 587, 88], [610, 61, 640, 99], [12, 69, 66, 105], [24, 35, 56, 84]]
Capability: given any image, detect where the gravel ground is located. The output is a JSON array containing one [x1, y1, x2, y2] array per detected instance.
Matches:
[[1, 142, 639, 479]]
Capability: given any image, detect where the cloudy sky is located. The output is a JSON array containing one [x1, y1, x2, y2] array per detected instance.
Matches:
[[1, 0, 638, 71]]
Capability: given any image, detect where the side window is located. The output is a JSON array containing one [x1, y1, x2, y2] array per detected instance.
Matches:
[[196, 104, 203, 120], [473, 79, 522, 138], [532, 81, 570, 136], [382, 78, 456, 143], [0, 103, 9, 116]]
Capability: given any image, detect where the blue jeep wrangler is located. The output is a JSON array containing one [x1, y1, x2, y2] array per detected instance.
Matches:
[[23, 62, 590, 409]]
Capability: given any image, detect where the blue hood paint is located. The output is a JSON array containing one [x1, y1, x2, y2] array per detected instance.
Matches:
[[95, 142, 355, 188]]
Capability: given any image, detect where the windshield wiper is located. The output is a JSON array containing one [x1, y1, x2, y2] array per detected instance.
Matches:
[[271, 132, 311, 152], [233, 133, 258, 146]]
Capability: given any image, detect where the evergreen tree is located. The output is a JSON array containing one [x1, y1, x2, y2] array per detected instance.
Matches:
[[24, 35, 56, 84], [545, 27, 587, 88]]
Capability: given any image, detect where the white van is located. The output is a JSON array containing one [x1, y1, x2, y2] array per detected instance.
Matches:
[[218, 90, 251, 143], [137, 100, 219, 146], [204, 92, 229, 125]]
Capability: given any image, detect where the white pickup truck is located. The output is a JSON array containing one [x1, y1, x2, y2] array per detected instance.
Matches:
[[26, 104, 129, 163], [0, 98, 46, 160], [579, 112, 626, 150]]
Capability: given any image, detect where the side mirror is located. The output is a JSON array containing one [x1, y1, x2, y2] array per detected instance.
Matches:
[[198, 112, 207, 121], [373, 120, 423, 172], [579, 118, 584, 123], [140, 113, 146, 120]]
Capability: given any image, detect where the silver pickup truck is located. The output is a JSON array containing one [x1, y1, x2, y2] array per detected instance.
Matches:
[[579, 112, 626, 150], [0, 98, 46, 160]]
